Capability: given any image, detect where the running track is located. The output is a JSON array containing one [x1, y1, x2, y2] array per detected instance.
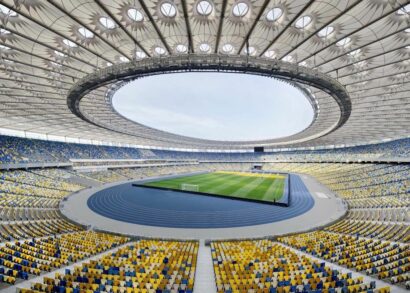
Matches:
[[87, 174, 314, 228]]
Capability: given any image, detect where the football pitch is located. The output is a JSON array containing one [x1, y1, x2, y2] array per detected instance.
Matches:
[[143, 171, 286, 203]]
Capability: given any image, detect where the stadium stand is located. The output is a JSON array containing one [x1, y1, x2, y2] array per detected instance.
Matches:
[[211, 239, 380, 292], [0, 135, 408, 291], [0, 135, 409, 164], [278, 231, 409, 287], [76, 170, 129, 184], [0, 231, 128, 285], [0, 2, 409, 291], [26, 240, 198, 293], [324, 220, 409, 243], [0, 220, 82, 242]]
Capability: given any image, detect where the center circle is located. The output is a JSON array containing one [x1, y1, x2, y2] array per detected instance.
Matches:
[[112, 72, 314, 141], [87, 174, 314, 228]]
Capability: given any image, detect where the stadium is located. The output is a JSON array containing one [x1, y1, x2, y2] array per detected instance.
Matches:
[[0, 0, 409, 292]]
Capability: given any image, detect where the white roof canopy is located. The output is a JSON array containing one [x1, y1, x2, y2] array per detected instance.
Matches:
[[0, 0, 408, 150]]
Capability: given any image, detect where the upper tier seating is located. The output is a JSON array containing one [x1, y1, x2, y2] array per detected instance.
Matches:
[[78, 170, 129, 184], [0, 135, 143, 163], [0, 170, 83, 192], [0, 134, 408, 164]]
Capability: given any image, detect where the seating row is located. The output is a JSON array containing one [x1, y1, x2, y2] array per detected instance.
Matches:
[[25, 239, 198, 292], [211, 239, 387, 293], [278, 231, 409, 285], [1, 231, 129, 285], [324, 220, 409, 243], [0, 219, 83, 242]]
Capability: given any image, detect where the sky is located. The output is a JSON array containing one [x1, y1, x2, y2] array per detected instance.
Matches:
[[112, 72, 314, 141]]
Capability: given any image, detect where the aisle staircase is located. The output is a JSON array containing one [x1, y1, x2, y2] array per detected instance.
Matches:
[[194, 240, 217, 293]]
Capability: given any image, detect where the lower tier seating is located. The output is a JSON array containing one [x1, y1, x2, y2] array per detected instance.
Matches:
[[0, 231, 129, 285], [0, 219, 83, 242], [324, 220, 409, 243], [26, 239, 198, 293], [278, 231, 409, 286], [211, 239, 380, 293]]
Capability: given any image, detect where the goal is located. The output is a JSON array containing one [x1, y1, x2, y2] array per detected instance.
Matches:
[[181, 183, 199, 192]]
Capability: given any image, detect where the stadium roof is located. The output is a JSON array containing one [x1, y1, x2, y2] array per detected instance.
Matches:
[[0, 0, 408, 151]]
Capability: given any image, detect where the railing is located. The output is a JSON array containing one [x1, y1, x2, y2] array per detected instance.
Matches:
[[0, 161, 72, 170]]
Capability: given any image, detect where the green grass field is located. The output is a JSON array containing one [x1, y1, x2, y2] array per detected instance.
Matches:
[[143, 171, 286, 203]]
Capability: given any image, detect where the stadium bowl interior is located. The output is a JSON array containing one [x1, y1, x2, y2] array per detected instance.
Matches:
[[0, 0, 409, 292]]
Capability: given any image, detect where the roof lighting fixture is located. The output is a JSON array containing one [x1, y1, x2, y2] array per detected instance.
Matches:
[[127, 8, 144, 22], [317, 26, 334, 38], [282, 55, 294, 62], [396, 4, 410, 15], [63, 39, 77, 48], [135, 51, 147, 59], [266, 7, 282, 22], [155, 46, 166, 55], [295, 15, 311, 29], [232, 2, 249, 17], [244, 46, 256, 55], [78, 27, 94, 39], [160, 2, 177, 18], [264, 50, 276, 58], [0, 4, 17, 17], [176, 44, 188, 53], [99, 16, 116, 29], [196, 0, 213, 16], [199, 43, 211, 52], [0, 28, 11, 35], [336, 37, 351, 47], [54, 50, 66, 57], [222, 43, 234, 53], [348, 48, 361, 57]]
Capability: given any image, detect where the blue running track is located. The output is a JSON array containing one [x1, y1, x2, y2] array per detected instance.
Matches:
[[87, 174, 314, 228]]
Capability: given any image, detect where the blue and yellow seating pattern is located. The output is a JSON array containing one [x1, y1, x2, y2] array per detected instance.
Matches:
[[325, 220, 409, 243], [278, 231, 409, 286], [0, 231, 128, 285], [26, 239, 198, 293], [211, 239, 379, 293]]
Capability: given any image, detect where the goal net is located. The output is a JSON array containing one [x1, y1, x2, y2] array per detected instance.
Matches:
[[181, 183, 199, 192]]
